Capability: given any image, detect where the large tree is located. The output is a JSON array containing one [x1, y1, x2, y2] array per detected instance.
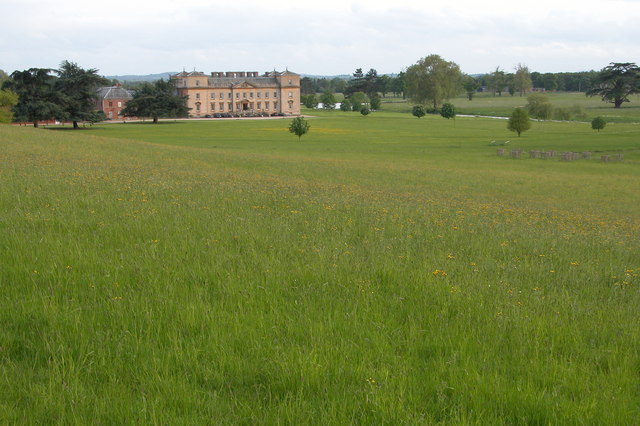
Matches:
[[405, 54, 462, 110], [121, 79, 189, 123], [487, 67, 506, 96], [587, 62, 640, 108], [513, 64, 533, 96], [56, 61, 109, 129], [507, 108, 531, 136], [462, 74, 480, 100], [2, 68, 60, 127]]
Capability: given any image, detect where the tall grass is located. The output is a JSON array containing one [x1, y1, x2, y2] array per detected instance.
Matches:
[[1, 113, 639, 423]]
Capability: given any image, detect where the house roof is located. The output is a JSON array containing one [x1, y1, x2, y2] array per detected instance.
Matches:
[[97, 86, 134, 100]]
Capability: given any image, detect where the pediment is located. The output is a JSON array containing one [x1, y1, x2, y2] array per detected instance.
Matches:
[[232, 81, 256, 89]]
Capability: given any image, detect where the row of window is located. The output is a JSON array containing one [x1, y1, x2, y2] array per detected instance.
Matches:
[[194, 91, 282, 100], [194, 101, 279, 112]]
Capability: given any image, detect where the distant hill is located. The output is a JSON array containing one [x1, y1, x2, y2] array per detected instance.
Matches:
[[105, 72, 177, 82]]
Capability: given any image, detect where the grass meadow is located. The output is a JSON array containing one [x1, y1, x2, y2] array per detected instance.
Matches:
[[1, 108, 639, 423], [382, 91, 640, 123]]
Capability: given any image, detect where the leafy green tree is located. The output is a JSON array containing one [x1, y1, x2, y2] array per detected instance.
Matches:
[[319, 91, 337, 110], [526, 93, 553, 121], [55, 60, 109, 129], [591, 116, 606, 132], [302, 94, 318, 109], [369, 95, 381, 110], [300, 77, 314, 95], [349, 91, 368, 112], [507, 108, 531, 136], [513, 64, 533, 96], [440, 103, 455, 120], [3, 68, 61, 127], [360, 107, 370, 116], [488, 67, 506, 96], [405, 54, 462, 109], [288, 116, 310, 141], [340, 99, 352, 112], [0, 69, 9, 87], [412, 105, 426, 118], [391, 71, 406, 98], [462, 75, 479, 100], [587, 62, 640, 108], [121, 79, 189, 123], [0, 89, 19, 123]]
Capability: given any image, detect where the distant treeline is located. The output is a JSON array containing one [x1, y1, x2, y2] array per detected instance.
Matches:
[[300, 70, 598, 96]]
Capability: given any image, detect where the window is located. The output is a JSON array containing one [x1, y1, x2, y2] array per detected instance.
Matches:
[[211, 93, 215, 99], [195, 80, 200, 86], [243, 93, 247, 99], [211, 103, 215, 111], [265, 92, 269, 98], [219, 102, 224, 111], [274, 101, 278, 110], [196, 93, 200, 99], [228, 102, 233, 111], [257, 102, 261, 109], [250, 92, 253, 98], [274, 92, 278, 98], [236, 93, 239, 99], [288, 79, 292, 85], [289, 100, 293, 109], [109, 101, 113, 107], [265, 102, 270, 109], [117, 101, 122, 107], [196, 103, 201, 111], [228, 93, 232, 99], [288, 92, 292, 98], [220, 93, 224, 99], [257, 92, 261, 98]]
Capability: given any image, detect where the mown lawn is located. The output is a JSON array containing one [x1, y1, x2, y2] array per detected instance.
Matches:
[[1, 112, 639, 423]]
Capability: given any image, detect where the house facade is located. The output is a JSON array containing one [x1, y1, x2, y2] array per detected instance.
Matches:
[[171, 70, 300, 117], [96, 85, 134, 120]]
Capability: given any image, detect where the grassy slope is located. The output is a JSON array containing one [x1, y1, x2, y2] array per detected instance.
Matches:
[[1, 114, 639, 423]]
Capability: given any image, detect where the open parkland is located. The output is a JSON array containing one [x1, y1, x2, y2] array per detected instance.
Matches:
[[1, 92, 639, 423]]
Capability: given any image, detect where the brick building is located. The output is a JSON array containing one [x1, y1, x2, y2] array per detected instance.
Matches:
[[96, 85, 134, 120], [171, 70, 300, 117]]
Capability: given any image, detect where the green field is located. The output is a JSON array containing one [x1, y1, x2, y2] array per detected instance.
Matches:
[[1, 110, 639, 423], [380, 91, 640, 123]]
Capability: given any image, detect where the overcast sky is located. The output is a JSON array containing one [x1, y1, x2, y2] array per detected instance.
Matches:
[[1, 0, 639, 77]]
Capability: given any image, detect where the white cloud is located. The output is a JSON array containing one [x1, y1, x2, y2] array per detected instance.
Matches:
[[1, 0, 639, 76]]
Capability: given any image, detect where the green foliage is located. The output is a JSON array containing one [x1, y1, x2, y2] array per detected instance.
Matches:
[[591, 116, 606, 131], [319, 91, 337, 110], [369, 95, 381, 110], [0, 89, 19, 123], [553, 106, 572, 121], [440, 102, 456, 120], [302, 94, 318, 109], [2, 68, 61, 127], [348, 91, 368, 111], [526, 93, 553, 120], [487, 67, 506, 96], [55, 60, 109, 129], [360, 106, 370, 116], [507, 107, 531, 136], [121, 79, 189, 123], [405, 54, 463, 109], [462, 74, 479, 100], [339, 99, 352, 112], [288, 116, 310, 141], [411, 105, 426, 118], [513, 64, 533, 96], [587, 62, 640, 108]]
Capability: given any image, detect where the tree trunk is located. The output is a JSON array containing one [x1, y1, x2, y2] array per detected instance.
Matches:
[[73, 121, 79, 129], [153, 116, 159, 124], [33, 121, 39, 128], [614, 98, 623, 108]]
